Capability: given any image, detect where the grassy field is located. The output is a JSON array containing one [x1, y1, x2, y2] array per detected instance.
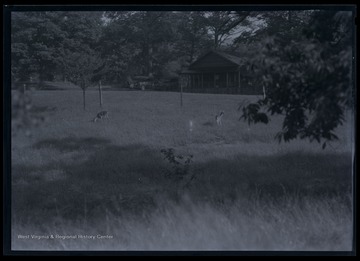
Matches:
[[11, 90, 354, 251]]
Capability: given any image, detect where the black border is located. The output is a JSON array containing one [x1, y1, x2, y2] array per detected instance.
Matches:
[[2, 4, 358, 11], [3, 4, 357, 256]]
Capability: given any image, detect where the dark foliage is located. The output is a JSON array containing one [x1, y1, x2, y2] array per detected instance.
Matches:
[[239, 11, 354, 148], [160, 148, 197, 189]]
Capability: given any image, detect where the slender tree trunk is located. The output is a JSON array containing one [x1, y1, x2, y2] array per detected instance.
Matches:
[[214, 32, 219, 49], [82, 88, 86, 111], [98, 80, 103, 108], [189, 41, 195, 63], [38, 64, 46, 89], [148, 45, 153, 78], [62, 68, 66, 82], [180, 80, 183, 107], [238, 70, 241, 94]]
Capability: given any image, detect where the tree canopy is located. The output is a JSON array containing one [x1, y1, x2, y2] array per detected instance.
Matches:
[[238, 10, 354, 148]]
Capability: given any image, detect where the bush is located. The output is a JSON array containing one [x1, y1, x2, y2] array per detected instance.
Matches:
[[160, 148, 197, 190]]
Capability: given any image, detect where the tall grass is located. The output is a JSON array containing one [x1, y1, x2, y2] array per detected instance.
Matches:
[[11, 90, 354, 251], [12, 193, 352, 251]]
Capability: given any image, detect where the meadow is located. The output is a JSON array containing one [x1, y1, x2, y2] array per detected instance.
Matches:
[[11, 89, 354, 251]]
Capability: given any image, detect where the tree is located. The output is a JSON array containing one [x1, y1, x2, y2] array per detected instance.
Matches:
[[128, 11, 177, 78], [11, 11, 105, 85], [239, 10, 354, 148], [11, 12, 67, 83], [204, 11, 250, 49], [102, 11, 180, 82], [54, 12, 107, 110], [10, 11, 108, 136], [63, 48, 106, 110], [100, 11, 138, 83], [234, 11, 313, 45], [56, 11, 104, 81], [176, 11, 212, 64]]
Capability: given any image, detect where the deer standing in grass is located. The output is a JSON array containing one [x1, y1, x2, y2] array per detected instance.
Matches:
[[93, 111, 109, 122], [215, 111, 224, 125]]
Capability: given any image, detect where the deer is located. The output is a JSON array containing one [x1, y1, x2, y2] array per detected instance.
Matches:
[[93, 111, 109, 122]]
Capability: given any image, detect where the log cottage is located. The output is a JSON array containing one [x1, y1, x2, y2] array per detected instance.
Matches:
[[180, 50, 262, 95]]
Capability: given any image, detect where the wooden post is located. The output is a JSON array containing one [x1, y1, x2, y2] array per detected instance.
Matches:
[[226, 72, 228, 88], [201, 73, 204, 89], [214, 73, 216, 88], [98, 80, 103, 108], [22, 83, 26, 94]]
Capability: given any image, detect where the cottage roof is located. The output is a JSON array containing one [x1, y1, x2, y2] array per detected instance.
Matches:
[[179, 69, 199, 74], [213, 50, 244, 66], [185, 50, 245, 71]]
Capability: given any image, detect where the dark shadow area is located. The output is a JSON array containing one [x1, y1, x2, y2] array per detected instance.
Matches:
[[33, 137, 112, 153], [30, 105, 57, 114], [12, 136, 353, 228], [194, 152, 353, 204], [13, 137, 166, 226], [202, 121, 215, 126]]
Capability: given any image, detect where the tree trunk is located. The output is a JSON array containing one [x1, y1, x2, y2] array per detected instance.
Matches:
[[189, 41, 195, 63], [238, 70, 241, 94], [62, 68, 66, 82], [98, 80, 103, 108], [214, 33, 219, 49], [148, 45, 153, 78], [38, 64, 47, 89], [82, 88, 86, 111], [180, 80, 183, 107]]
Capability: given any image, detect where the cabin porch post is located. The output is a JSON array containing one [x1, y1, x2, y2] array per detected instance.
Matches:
[[226, 72, 228, 88], [213, 73, 216, 88], [201, 73, 204, 89]]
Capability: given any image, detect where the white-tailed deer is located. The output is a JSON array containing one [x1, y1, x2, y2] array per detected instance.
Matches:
[[215, 111, 224, 125], [93, 111, 109, 122]]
